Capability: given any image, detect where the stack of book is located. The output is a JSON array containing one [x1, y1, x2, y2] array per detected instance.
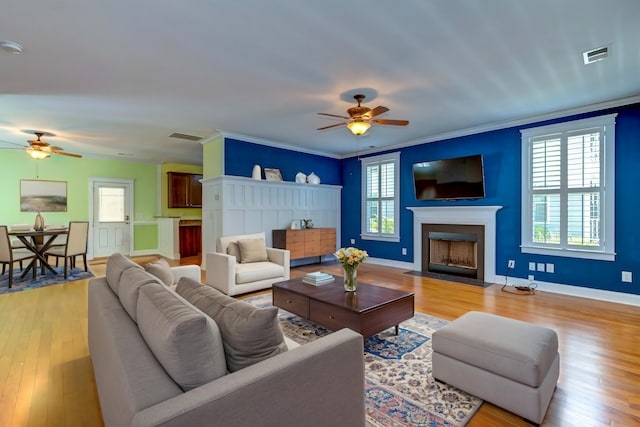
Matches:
[[302, 271, 335, 286]]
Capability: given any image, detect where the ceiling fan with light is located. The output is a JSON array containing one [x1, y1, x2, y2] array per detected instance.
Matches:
[[317, 94, 409, 135], [0, 131, 82, 159]]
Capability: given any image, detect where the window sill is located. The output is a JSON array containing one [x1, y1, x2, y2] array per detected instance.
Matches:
[[521, 245, 615, 261], [361, 234, 400, 243]]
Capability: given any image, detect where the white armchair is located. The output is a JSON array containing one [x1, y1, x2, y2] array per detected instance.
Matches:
[[206, 232, 290, 296]]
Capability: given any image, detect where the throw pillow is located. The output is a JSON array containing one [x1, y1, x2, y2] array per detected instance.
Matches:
[[145, 257, 174, 286], [237, 238, 269, 263], [118, 267, 163, 322], [137, 282, 227, 391], [176, 276, 287, 372], [105, 252, 143, 295], [226, 241, 241, 263]]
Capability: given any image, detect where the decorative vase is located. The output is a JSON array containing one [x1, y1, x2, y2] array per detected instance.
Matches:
[[295, 172, 307, 183], [252, 164, 262, 180], [307, 172, 320, 185], [34, 212, 45, 231], [343, 267, 357, 292]]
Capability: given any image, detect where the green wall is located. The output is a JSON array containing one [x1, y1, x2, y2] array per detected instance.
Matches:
[[203, 136, 224, 179], [0, 151, 159, 252]]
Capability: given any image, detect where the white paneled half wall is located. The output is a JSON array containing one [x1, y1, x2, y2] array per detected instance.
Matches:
[[201, 175, 342, 269]]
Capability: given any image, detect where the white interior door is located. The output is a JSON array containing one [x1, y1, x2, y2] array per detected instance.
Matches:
[[90, 178, 133, 258]]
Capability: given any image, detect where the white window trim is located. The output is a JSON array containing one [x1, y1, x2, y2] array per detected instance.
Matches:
[[520, 113, 617, 261], [361, 152, 400, 242]]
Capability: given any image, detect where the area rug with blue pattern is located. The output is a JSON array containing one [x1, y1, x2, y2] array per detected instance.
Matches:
[[0, 267, 94, 294], [245, 293, 483, 427]]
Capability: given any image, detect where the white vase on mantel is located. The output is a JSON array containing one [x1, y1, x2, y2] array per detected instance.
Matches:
[[252, 165, 262, 180], [307, 172, 320, 185]]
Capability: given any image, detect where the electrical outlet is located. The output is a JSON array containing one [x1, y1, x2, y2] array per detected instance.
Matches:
[[528, 274, 535, 281], [529, 262, 536, 271], [546, 263, 554, 273], [622, 271, 632, 283], [350, 239, 355, 244], [508, 260, 515, 268], [402, 248, 407, 255]]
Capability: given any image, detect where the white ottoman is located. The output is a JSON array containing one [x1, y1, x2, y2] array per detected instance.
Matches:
[[432, 311, 559, 425]]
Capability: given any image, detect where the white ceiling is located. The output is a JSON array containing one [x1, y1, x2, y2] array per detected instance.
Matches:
[[1, 0, 639, 165]]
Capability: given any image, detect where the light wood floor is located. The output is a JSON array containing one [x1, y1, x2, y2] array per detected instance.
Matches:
[[1, 256, 639, 426]]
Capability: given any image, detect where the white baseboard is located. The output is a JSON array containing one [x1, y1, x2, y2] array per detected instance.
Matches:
[[131, 249, 161, 257], [367, 257, 414, 270], [495, 275, 640, 307], [367, 258, 640, 308]]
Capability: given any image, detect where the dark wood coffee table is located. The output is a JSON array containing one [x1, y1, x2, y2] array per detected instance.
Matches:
[[272, 277, 414, 338]]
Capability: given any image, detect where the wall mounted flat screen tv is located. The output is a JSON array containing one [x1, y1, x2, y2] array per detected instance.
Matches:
[[413, 154, 486, 200]]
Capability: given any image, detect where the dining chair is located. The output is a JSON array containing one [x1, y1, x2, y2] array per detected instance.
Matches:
[[9, 224, 31, 249], [44, 221, 89, 279], [1, 225, 37, 288]]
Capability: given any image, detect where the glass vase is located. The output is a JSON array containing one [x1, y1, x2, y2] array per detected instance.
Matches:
[[343, 267, 357, 292]]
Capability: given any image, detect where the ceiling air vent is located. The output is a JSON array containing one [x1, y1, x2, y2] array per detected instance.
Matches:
[[583, 46, 609, 64], [169, 132, 203, 142]]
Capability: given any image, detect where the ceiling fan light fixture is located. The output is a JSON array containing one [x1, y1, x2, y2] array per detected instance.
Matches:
[[0, 40, 23, 55], [26, 146, 50, 159], [347, 121, 371, 135]]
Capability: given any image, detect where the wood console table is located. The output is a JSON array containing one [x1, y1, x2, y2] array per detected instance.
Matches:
[[272, 228, 336, 260]]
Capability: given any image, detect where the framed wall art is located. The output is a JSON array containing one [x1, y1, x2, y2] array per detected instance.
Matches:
[[264, 168, 283, 182], [20, 179, 68, 212]]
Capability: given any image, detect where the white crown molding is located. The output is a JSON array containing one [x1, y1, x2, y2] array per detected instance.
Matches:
[[214, 130, 342, 159], [342, 93, 640, 159]]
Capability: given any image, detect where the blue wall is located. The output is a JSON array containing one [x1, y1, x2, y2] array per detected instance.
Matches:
[[341, 102, 640, 295], [221, 103, 640, 296], [224, 138, 341, 185]]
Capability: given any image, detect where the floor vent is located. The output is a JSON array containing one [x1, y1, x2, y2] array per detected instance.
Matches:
[[169, 132, 203, 142], [583, 46, 609, 64]]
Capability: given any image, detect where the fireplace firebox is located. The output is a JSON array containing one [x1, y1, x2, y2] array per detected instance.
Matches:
[[422, 224, 485, 281]]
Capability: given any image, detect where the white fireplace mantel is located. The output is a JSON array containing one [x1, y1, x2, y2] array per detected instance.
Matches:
[[407, 206, 503, 283]]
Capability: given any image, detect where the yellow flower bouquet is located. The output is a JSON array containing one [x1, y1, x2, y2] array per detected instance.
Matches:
[[335, 247, 368, 291]]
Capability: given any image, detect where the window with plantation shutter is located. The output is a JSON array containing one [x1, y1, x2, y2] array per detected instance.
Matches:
[[361, 152, 400, 242], [520, 114, 616, 261]]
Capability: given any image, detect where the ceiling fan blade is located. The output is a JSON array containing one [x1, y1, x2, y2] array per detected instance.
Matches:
[[0, 138, 26, 148], [317, 122, 348, 131], [370, 119, 409, 126], [365, 106, 389, 118], [52, 150, 82, 158], [317, 113, 351, 120], [50, 146, 64, 151]]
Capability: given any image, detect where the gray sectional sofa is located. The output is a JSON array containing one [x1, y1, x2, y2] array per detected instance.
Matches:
[[88, 253, 366, 427]]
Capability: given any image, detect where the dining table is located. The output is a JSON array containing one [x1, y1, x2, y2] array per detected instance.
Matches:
[[9, 228, 69, 277]]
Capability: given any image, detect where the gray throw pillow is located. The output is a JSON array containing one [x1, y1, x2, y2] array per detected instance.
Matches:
[[136, 282, 227, 391], [176, 276, 287, 372], [105, 252, 143, 295], [145, 257, 174, 286], [238, 238, 269, 263], [119, 267, 162, 322]]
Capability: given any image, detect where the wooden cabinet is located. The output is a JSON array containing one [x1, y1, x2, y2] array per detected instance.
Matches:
[[168, 172, 202, 208], [272, 228, 336, 260], [179, 220, 201, 257]]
